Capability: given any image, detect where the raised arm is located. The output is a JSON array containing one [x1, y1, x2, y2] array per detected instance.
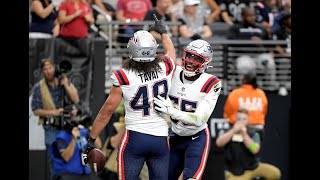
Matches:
[[221, 11, 234, 26], [31, 0, 55, 19], [60, 127, 79, 161], [60, 75, 80, 104], [205, 0, 221, 24], [161, 34, 176, 64], [150, 14, 176, 64]]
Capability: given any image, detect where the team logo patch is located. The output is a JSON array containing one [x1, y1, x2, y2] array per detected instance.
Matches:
[[214, 87, 221, 93], [213, 83, 221, 93], [142, 51, 150, 55], [132, 37, 137, 45]]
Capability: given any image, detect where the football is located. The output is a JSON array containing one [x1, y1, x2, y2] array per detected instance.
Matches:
[[88, 148, 106, 173]]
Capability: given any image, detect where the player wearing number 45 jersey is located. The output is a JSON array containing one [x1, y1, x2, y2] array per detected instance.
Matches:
[[154, 39, 222, 180], [85, 16, 176, 180]]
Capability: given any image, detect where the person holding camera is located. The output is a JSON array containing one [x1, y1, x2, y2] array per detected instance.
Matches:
[[216, 108, 281, 180], [50, 120, 102, 180], [31, 58, 80, 178], [32, 58, 79, 147]]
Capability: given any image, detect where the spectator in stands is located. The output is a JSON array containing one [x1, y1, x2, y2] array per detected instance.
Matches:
[[178, 0, 213, 40], [58, 0, 95, 39], [273, 10, 291, 56], [50, 120, 102, 180], [89, 0, 114, 17], [254, 0, 274, 39], [216, 107, 281, 180], [87, 0, 115, 36], [171, 0, 184, 20], [223, 72, 268, 126], [273, 10, 290, 40], [217, 0, 256, 26], [29, 0, 60, 37], [254, 0, 287, 39], [228, 7, 280, 91], [115, 0, 153, 46], [227, 7, 269, 40], [143, 0, 178, 39], [31, 58, 80, 178], [198, 0, 221, 24]]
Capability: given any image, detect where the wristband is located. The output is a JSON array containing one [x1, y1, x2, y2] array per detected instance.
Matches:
[[248, 143, 257, 153], [88, 136, 96, 144]]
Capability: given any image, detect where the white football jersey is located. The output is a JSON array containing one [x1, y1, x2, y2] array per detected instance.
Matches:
[[170, 66, 221, 136], [110, 55, 175, 136]]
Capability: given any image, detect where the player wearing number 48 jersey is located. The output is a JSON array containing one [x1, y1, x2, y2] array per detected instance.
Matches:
[[154, 39, 222, 180], [85, 16, 176, 180]]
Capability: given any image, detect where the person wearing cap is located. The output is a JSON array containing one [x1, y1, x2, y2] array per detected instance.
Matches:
[[216, 107, 281, 180], [178, 0, 213, 40], [49, 120, 102, 180]]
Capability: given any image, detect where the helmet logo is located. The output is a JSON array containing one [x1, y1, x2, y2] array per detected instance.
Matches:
[[142, 51, 150, 55], [132, 37, 137, 45]]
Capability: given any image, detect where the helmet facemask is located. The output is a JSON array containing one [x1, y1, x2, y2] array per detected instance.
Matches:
[[182, 49, 210, 77]]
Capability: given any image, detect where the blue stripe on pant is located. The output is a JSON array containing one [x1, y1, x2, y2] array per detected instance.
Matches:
[[118, 129, 170, 180], [168, 127, 211, 180]]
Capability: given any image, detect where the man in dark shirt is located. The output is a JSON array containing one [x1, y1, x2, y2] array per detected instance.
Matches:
[[228, 7, 269, 40], [32, 58, 80, 148], [217, 0, 259, 25], [216, 108, 281, 180], [227, 7, 276, 87], [143, 0, 177, 39]]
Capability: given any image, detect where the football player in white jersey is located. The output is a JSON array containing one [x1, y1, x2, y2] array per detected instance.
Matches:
[[84, 17, 176, 180], [154, 39, 222, 180]]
